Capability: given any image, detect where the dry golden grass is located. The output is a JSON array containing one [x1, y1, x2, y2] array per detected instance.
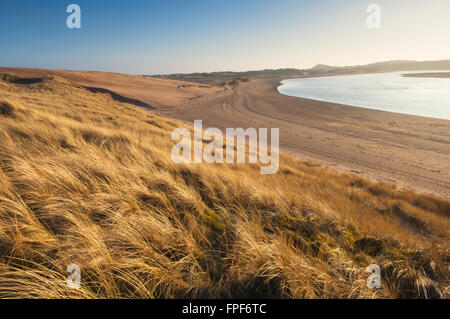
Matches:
[[0, 74, 449, 299]]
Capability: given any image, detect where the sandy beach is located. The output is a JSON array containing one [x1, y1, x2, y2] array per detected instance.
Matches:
[[1, 68, 449, 198], [402, 72, 450, 78], [158, 77, 450, 198]]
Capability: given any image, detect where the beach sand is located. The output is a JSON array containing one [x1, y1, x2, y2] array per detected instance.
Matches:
[[402, 72, 450, 78], [2, 68, 449, 198], [158, 78, 450, 198]]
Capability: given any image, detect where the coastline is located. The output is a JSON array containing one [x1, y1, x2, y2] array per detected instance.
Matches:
[[158, 77, 450, 198], [402, 72, 450, 78], [2, 67, 449, 198], [277, 72, 450, 120]]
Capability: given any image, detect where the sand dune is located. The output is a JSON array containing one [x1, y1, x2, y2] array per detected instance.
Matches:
[[0, 67, 225, 108], [1, 73, 449, 298]]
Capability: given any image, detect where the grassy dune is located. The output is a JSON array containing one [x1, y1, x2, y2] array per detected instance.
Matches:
[[0, 74, 449, 298]]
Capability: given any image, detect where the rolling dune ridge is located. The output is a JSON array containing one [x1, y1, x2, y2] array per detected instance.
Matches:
[[0, 74, 449, 298]]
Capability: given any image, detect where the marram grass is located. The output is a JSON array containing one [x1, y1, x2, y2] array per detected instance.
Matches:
[[0, 75, 448, 299]]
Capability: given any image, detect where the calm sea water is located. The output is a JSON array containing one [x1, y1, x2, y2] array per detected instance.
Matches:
[[278, 71, 450, 120]]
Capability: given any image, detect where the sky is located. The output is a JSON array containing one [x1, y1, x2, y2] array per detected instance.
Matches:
[[1, 0, 449, 74]]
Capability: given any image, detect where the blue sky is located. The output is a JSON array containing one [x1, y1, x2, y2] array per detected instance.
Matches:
[[1, 0, 449, 74]]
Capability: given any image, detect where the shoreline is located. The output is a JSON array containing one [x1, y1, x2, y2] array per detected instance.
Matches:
[[2, 67, 449, 198], [276, 72, 450, 121], [158, 77, 450, 198], [402, 72, 450, 78]]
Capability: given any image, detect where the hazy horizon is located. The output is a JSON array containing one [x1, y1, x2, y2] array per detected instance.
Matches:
[[1, 0, 450, 74]]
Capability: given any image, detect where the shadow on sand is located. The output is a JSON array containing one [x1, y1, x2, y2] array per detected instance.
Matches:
[[83, 86, 155, 109]]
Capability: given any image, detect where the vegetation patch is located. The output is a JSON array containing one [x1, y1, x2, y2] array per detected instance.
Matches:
[[0, 100, 16, 117], [354, 237, 384, 257], [0, 74, 448, 299]]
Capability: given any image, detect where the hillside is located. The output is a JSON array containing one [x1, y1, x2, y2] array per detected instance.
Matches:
[[309, 60, 450, 76], [0, 74, 449, 298], [0, 68, 225, 108], [153, 59, 450, 85]]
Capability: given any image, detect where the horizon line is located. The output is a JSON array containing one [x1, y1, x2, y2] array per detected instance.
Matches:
[[2, 58, 450, 77]]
